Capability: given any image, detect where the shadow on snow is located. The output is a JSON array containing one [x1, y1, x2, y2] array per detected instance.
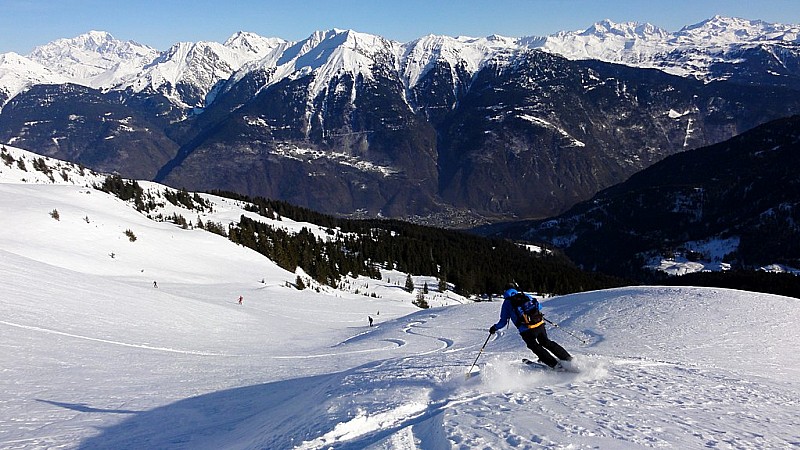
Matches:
[[73, 359, 464, 450]]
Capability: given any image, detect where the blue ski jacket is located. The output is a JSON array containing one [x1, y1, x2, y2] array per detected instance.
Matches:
[[492, 292, 543, 333]]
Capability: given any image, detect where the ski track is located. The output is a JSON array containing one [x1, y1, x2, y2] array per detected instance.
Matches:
[[297, 318, 606, 448], [269, 340, 406, 359], [0, 320, 226, 356], [298, 340, 800, 449], [0, 319, 407, 362], [286, 315, 484, 449], [295, 393, 489, 450]]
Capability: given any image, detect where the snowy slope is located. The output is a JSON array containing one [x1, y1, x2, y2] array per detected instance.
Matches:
[[0, 52, 66, 110], [400, 34, 518, 91], [2, 145, 799, 449]]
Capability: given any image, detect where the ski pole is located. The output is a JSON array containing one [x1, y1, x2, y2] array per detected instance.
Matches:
[[544, 318, 588, 345], [465, 333, 492, 378]]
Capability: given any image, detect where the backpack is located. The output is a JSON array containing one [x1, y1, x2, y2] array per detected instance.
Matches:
[[509, 292, 544, 329]]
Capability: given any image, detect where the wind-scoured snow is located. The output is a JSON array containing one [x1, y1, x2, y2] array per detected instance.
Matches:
[[1, 144, 799, 449]]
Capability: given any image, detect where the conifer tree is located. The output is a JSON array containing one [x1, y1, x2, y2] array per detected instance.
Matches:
[[405, 274, 414, 292], [438, 273, 447, 292]]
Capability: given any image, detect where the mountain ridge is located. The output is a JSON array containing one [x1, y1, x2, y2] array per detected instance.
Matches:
[[3, 16, 800, 111]]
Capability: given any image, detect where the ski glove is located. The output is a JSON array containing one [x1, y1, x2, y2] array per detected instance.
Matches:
[[489, 325, 497, 334]]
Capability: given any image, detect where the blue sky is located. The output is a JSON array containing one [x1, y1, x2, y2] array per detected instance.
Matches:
[[2, 0, 800, 54]]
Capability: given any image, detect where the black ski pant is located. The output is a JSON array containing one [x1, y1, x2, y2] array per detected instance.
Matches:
[[520, 326, 572, 368]]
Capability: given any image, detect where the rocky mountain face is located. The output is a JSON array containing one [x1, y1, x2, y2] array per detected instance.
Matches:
[[479, 115, 800, 277], [2, 18, 800, 224], [435, 53, 800, 219]]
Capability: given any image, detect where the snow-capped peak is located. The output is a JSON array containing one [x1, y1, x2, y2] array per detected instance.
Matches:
[[580, 19, 670, 40], [223, 31, 288, 56], [54, 30, 119, 52], [533, 15, 800, 79], [676, 15, 800, 44], [534, 19, 671, 64], [238, 28, 399, 100], [121, 33, 293, 109], [400, 33, 518, 88], [278, 28, 396, 68], [27, 30, 159, 88]]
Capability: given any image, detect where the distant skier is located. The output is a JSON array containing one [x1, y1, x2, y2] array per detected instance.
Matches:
[[238, 295, 243, 305], [153, 281, 158, 288], [489, 288, 572, 370], [368, 316, 374, 327]]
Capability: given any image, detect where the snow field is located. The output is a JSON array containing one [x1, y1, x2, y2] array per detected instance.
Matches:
[[3, 247, 800, 448], [2, 144, 800, 448]]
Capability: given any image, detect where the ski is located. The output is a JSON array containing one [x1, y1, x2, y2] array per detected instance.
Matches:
[[522, 358, 579, 373], [521, 358, 551, 369]]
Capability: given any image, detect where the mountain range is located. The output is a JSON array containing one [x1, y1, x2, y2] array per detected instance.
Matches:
[[2, 16, 800, 224]]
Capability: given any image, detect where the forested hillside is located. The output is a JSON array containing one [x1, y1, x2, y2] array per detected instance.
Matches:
[[215, 191, 628, 296]]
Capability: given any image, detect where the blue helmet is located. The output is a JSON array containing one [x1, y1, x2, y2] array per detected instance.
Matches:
[[503, 288, 519, 299]]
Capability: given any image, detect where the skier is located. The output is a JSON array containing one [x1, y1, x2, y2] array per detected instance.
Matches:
[[238, 295, 243, 305], [368, 316, 374, 327], [489, 288, 572, 370]]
